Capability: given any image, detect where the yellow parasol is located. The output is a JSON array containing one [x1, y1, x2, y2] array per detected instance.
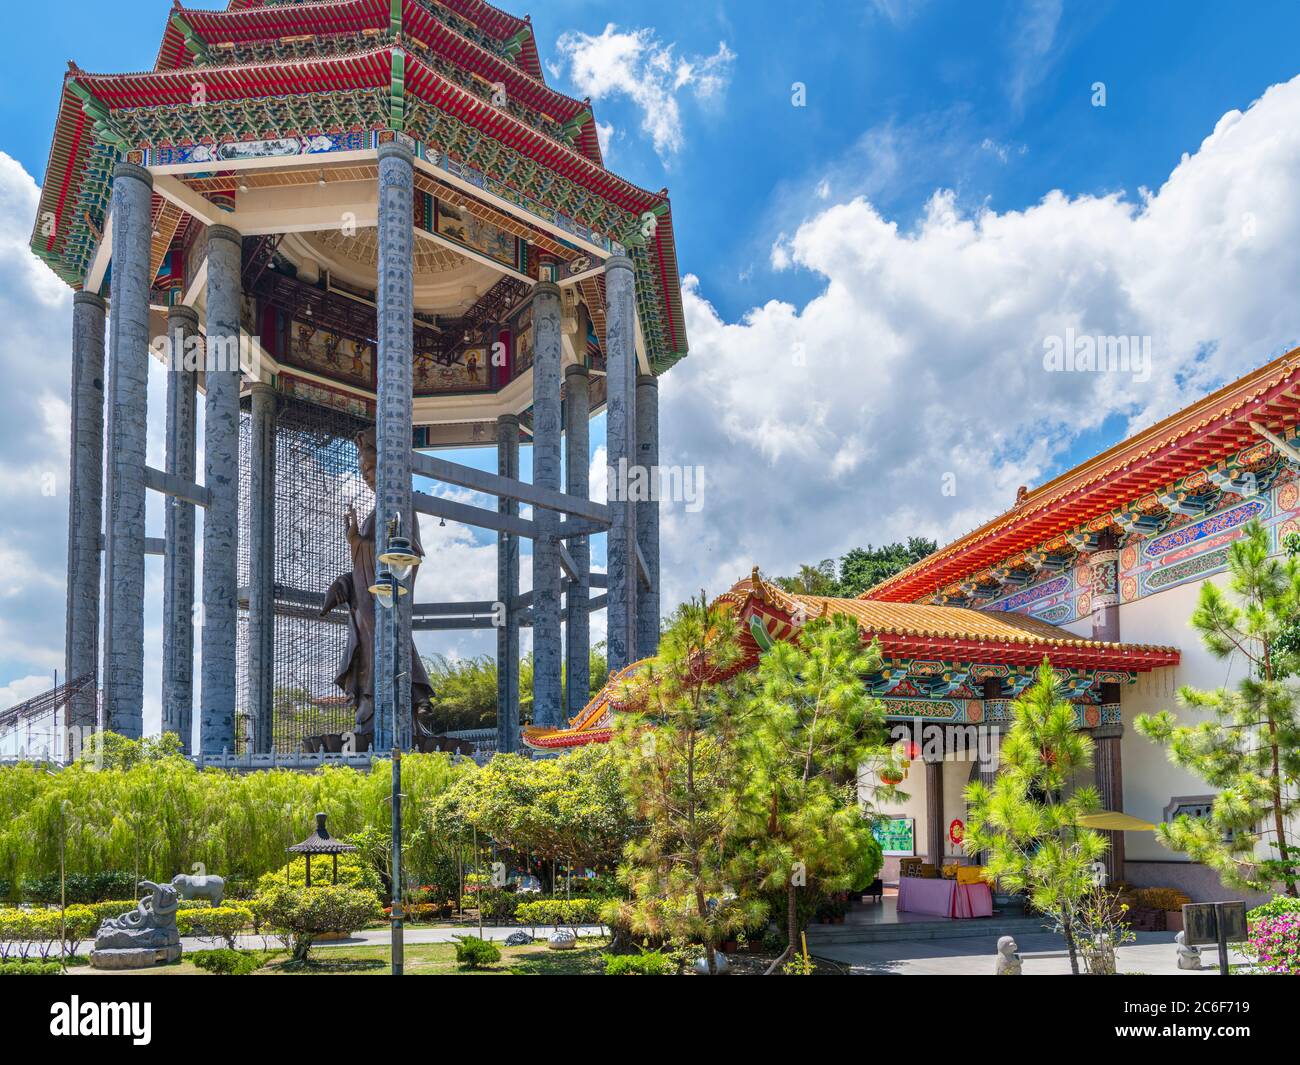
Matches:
[[1075, 811, 1157, 832]]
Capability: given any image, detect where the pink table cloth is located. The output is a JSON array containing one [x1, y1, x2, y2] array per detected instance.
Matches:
[[896, 877, 993, 918]]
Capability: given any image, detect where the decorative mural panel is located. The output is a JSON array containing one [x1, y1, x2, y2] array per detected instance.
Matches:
[[986, 571, 1080, 625], [424, 195, 523, 272], [283, 318, 374, 391], [1118, 477, 1299, 603], [279, 373, 374, 419], [413, 349, 489, 394], [511, 302, 534, 376], [147, 131, 371, 167]]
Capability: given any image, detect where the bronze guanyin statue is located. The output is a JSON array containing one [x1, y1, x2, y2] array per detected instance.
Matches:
[[321, 428, 435, 751]]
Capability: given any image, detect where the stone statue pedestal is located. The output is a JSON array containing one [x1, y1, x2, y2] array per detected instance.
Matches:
[[90, 942, 182, 970]]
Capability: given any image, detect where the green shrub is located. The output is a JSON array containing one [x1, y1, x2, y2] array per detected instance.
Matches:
[[453, 935, 501, 969], [255, 854, 382, 897], [251, 885, 383, 962], [462, 888, 518, 922], [19, 871, 136, 905], [188, 948, 262, 975], [514, 898, 602, 927], [0, 961, 62, 976], [603, 951, 674, 976], [1248, 895, 1300, 922], [176, 906, 254, 948]]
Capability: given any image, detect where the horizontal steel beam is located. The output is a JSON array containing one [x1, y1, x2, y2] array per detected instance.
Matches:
[[144, 465, 211, 508], [413, 490, 538, 539], [411, 450, 611, 526]]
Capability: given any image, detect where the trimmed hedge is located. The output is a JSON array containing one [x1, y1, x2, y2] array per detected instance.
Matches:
[[603, 951, 674, 976], [0, 961, 62, 976], [175, 906, 255, 948], [513, 898, 602, 927], [19, 871, 136, 904]]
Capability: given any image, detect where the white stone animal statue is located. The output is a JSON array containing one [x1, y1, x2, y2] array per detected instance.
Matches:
[[995, 935, 1022, 975], [171, 872, 225, 906], [1176, 930, 1202, 970]]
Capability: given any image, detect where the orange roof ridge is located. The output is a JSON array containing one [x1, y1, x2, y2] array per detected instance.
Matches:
[[866, 345, 1300, 602]]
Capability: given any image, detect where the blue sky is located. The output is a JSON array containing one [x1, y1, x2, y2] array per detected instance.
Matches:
[[6, 0, 1300, 719]]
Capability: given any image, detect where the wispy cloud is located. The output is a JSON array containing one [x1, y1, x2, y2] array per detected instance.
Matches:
[[554, 24, 736, 160]]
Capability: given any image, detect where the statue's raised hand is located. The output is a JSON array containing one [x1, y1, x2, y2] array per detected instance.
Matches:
[[345, 504, 362, 550]]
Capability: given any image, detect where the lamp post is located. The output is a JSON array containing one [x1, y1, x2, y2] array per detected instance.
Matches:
[[371, 512, 422, 977]]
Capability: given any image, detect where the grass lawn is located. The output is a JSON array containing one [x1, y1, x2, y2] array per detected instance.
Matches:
[[72, 939, 608, 976]]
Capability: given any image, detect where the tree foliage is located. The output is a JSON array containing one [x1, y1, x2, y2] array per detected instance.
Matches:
[[0, 736, 470, 899], [1136, 519, 1300, 896], [736, 616, 893, 971], [963, 659, 1105, 974], [773, 538, 937, 599], [427, 744, 635, 877], [608, 595, 761, 972]]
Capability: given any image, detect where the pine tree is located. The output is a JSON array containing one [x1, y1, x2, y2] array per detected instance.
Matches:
[[1136, 518, 1300, 897], [608, 595, 760, 972], [737, 615, 894, 973], [963, 659, 1105, 974]]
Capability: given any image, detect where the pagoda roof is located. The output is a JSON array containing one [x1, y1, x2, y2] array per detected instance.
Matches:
[[221, 0, 543, 77], [154, 1, 598, 162], [522, 570, 1179, 751], [865, 346, 1300, 603], [32, 3, 688, 367]]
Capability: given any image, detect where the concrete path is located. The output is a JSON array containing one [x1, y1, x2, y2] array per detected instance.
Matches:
[[812, 930, 1250, 975], [177, 923, 608, 952]]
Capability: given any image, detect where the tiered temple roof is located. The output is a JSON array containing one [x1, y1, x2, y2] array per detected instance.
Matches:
[[32, 0, 687, 371], [522, 571, 1179, 751]]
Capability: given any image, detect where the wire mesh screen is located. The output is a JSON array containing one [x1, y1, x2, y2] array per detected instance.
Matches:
[[237, 395, 374, 752]]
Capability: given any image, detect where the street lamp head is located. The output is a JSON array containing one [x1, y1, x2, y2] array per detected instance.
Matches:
[[369, 568, 407, 610], [377, 535, 422, 581]]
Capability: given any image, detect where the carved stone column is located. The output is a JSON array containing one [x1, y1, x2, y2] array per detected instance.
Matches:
[[635, 373, 660, 659], [604, 255, 638, 671], [564, 364, 591, 717], [199, 224, 242, 755], [374, 141, 416, 751], [102, 162, 153, 739], [161, 304, 198, 751], [530, 274, 563, 729], [496, 414, 521, 753], [66, 290, 106, 733]]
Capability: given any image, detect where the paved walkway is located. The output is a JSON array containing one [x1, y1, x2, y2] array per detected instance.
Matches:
[[179, 923, 608, 952], [812, 930, 1250, 975]]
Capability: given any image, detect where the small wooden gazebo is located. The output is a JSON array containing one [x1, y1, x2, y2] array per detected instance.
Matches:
[[287, 812, 357, 886]]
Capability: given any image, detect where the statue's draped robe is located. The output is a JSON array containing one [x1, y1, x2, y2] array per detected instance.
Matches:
[[324, 508, 434, 738]]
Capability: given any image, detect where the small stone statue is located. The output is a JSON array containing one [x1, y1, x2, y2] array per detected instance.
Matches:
[[1176, 930, 1202, 970], [547, 928, 577, 950], [90, 881, 182, 970], [504, 931, 534, 946], [171, 872, 225, 906], [995, 935, 1022, 975], [691, 951, 731, 975]]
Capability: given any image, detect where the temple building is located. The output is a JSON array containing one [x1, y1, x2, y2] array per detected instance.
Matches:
[[527, 346, 1300, 901], [33, 0, 683, 757]]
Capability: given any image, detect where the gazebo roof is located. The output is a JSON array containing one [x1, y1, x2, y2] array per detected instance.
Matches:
[[288, 812, 358, 855]]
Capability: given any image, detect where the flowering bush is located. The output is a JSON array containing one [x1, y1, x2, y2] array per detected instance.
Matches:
[[1245, 913, 1300, 974]]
